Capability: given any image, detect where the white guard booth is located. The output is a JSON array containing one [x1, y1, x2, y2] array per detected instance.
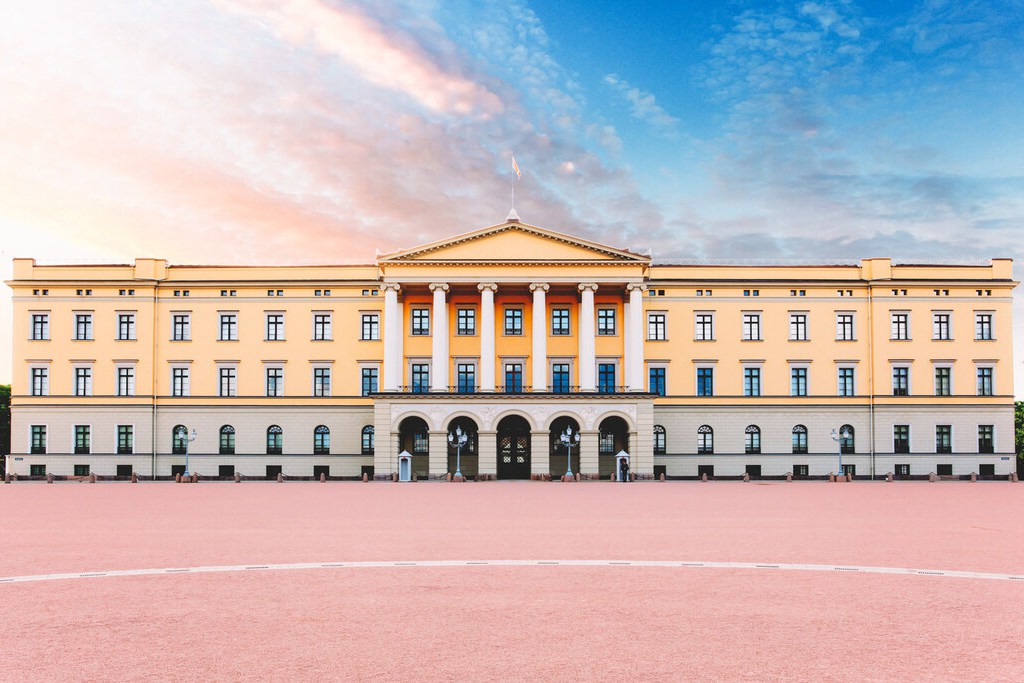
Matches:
[[398, 451, 413, 482], [615, 450, 630, 481]]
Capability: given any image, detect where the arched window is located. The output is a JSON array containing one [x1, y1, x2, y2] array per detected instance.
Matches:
[[172, 425, 187, 455], [840, 424, 855, 454], [697, 425, 713, 454], [744, 425, 761, 454], [361, 425, 375, 455], [266, 425, 283, 455], [653, 425, 666, 455], [313, 425, 330, 455], [792, 425, 808, 454], [219, 425, 235, 455]]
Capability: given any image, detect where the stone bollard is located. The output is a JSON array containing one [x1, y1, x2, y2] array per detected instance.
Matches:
[[660, 472, 666, 481], [47, 472, 54, 484], [175, 473, 181, 483], [191, 473, 198, 483], [970, 472, 977, 482], [131, 471, 138, 483], [445, 472, 452, 482], [234, 472, 241, 483], [362, 472, 368, 482], [886, 472, 893, 482], [742, 472, 750, 482], [320, 472, 326, 483], [1011, 473, 1019, 483], [89, 473, 96, 483], [277, 472, 284, 483], [413, 472, 418, 482], [701, 473, 707, 482], [929, 472, 938, 482], [786, 472, 792, 482], [393, 472, 399, 482], [829, 473, 835, 482]]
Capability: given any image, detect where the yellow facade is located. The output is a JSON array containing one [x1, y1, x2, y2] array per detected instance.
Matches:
[[5, 220, 1018, 480]]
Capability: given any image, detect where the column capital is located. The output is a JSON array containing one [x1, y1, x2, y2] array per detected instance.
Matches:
[[626, 283, 647, 293], [577, 283, 599, 293], [529, 283, 549, 293], [380, 283, 401, 293], [429, 283, 449, 293], [477, 283, 498, 293]]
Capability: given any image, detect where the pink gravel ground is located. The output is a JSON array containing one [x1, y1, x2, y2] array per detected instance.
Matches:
[[1, 480, 1022, 682]]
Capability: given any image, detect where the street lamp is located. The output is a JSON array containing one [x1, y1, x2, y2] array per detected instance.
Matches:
[[831, 426, 852, 479], [560, 426, 580, 479], [448, 426, 467, 480], [177, 426, 197, 476]]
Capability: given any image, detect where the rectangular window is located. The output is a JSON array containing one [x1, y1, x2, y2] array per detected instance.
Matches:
[[934, 367, 951, 396], [836, 313, 854, 341], [791, 368, 807, 397], [932, 313, 951, 340], [975, 313, 993, 340], [266, 367, 284, 397], [117, 425, 133, 455], [742, 313, 761, 341], [313, 367, 331, 397], [838, 367, 855, 396], [74, 425, 91, 454], [456, 363, 476, 393], [935, 425, 952, 454], [551, 308, 570, 336], [649, 367, 666, 396], [792, 428, 808, 454], [978, 425, 994, 454], [117, 313, 136, 340], [413, 432, 428, 454], [172, 314, 190, 341], [74, 367, 92, 396], [743, 367, 761, 397], [411, 364, 429, 393], [411, 308, 430, 336], [647, 312, 666, 341], [219, 367, 237, 397], [31, 425, 47, 454], [457, 309, 476, 336], [266, 313, 285, 341], [552, 363, 571, 393], [74, 464, 90, 477], [695, 313, 714, 341], [598, 363, 616, 393], [597, 308, 616, 335], [892, 367, 909, 396], [504, 308, 523, 336], [895, 463, 910, 477], [117, 367, 135, 397], [599, 431, 615, 454], [31, 367, 49, 396], [696, 368, 714, 397], [361, 367, 378, 395], [75, 313, 93, 340], [894, 425, 910, 454], [977, 367, 993, 396], [313, 313, 332, 341], [891, 313, 909, 340], [361, 313, 380, 340], [789, 313, 807, 341], [171, 367, 190, 397], [219, 313, 238, 341], [31, 313, 50, 340], [504, 363, 523, 393]]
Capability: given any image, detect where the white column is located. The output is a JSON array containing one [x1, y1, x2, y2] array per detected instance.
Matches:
[[530, 283, 549, 392], [626, 283, 646, 391], [381, 283, 402, 391], [478, 283, 497, 392], [430, 283, 449, 391], [578, 283, 597, 391]]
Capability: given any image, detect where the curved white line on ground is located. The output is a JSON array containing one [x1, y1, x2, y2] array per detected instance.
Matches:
[[2, 560, 1022, 585]]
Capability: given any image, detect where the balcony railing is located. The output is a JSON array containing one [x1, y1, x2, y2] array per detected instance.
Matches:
[[386, 385, 642, 395]]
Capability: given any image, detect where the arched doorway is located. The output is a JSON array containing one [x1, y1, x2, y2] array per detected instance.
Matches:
[[398, 416, 429, 478], [497, 415, 531, 479], [549, 416, 581, 478], [598, 416, 630, 478], [446, 417, 478, 478]]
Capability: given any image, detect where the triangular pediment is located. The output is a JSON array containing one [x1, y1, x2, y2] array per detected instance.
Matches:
[[378, 222, 649, 264]]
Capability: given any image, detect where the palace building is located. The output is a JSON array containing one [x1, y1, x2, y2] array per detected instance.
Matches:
[[5, 219, 1018, 480]]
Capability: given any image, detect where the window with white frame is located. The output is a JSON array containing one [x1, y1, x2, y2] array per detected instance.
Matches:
[[117, 425, 134, 455], [313, 313, 332, 341], [31, 425, 47, 454], [790, 366, 808, 397], [31, 313, 50, 340], [647, 312, 666, 341], [743, 366, 761, 397], [266, 366, 284, 397], [789, 313, 808, 341], [835, 312, 855, 341], [218, 366, 237, 397], [696, 366, 714, 396], [411, 363, 430, 393], [456, 363, 476, 393], [74, 366, 92, 396], [456, 308, 476, 336], [74, 425, 91, 454], [411, 308, 430, 336], [551, 308, 570, 336], [695, 312, 714, 341], [697, 425, 713, 454], [974, 312, 993, 340], [934, 366, 952, 396], [597, 308, 616, 335], [313, 366, 331, 397], [265, 312, 285, 341], [653, 425, 666, 455], [932, 312, 951, 340], [837, 366, 855, 396], [792, 425, 808, 454], [30, 366, 49, 396], [74, 313, 93, 340], [171, 367, 190, 397], [976, 366, 994, 396], [744, 425, 761, 454], [892, 366, 909, 396], [742, 313, 761, 340], [978, 425, 994, 453], [219, 313, 238, 341], [117, 313, 136, 341], [171, 313, 191, 341], [935, 425, 952, 453], [890, 312, 909, 340], [361, 366, 379, 395], [361, 313, 380, 340], [116, 366, 136, 397], [504, 308, 523, 336]]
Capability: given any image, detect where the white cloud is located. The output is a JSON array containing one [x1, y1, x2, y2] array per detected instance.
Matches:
[[603, 73, 680, 135]]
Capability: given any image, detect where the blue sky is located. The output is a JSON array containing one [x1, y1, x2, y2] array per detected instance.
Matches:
[[1, 0, 1022, 391]]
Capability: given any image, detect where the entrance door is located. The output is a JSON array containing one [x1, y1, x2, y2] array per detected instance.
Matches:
[[497, 416, 531, 479]]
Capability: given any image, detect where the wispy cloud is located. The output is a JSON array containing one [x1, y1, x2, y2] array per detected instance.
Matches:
[[603, 73, 680, 135]]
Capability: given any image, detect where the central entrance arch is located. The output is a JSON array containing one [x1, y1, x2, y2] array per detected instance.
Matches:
[[497, 415, 531, 480]]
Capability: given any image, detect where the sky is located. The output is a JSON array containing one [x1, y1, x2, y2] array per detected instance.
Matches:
[[1, 0, 1022, 393]]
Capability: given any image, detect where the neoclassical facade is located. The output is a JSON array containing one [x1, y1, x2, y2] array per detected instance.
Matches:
[[6, 220, 1018, 479]]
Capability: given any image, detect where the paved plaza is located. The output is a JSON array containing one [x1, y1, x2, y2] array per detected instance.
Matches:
[[1, 480, 1022, 681]]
